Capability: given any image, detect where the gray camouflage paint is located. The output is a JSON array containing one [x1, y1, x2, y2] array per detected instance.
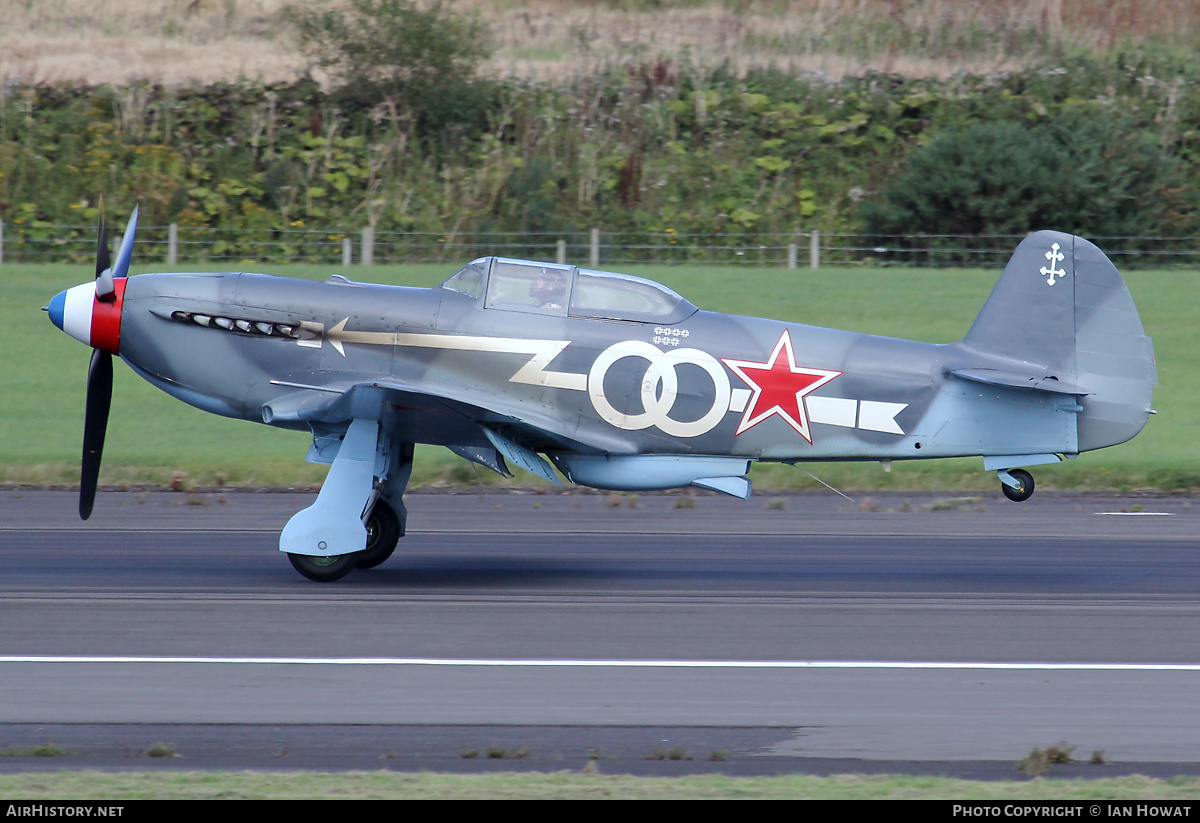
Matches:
[[49, 227, 1157, 573], [113, 230, 1154, 479]]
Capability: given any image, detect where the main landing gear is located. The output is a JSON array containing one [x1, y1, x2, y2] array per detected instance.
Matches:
[[287, 499, 403, 582], [998, 468, 1035, 502], [280, 417, 413, 582]]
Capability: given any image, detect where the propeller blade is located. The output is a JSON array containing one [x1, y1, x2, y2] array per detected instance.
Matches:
[[95, 199, 115, 301], [95, 199, 111, 280], [111, 205, 139, 281], [80, 348, 113, 521]]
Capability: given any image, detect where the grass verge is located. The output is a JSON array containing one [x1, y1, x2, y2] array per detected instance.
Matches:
[[1, 771, 1200, 800]]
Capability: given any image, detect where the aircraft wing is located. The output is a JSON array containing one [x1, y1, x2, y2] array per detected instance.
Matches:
[[259, 377, 614, 465]]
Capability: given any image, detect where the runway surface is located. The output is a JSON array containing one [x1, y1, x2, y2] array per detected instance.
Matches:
[[1, 487, 1198, 777]]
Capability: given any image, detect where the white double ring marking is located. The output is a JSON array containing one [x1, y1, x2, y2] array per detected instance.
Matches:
[[587, 341, 730, 438]]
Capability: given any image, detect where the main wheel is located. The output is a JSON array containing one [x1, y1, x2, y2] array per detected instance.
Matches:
[[356, 499, 402, 569], [288, 552, 358, 583], [1001, 468, 1035, 502]]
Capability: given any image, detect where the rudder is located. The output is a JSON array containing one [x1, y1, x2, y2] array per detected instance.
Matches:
[[961, 231, 1156, 452]]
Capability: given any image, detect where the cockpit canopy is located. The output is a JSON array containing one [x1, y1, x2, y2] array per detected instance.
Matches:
[[438, 257, 697, 324]]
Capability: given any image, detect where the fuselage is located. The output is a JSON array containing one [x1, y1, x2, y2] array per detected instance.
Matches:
[[57, 267, 1098, 465]]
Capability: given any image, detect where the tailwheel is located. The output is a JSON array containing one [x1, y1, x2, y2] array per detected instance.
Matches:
[[356, 499, 402, 570], [287, 552, 358, 583], [1000, 468, 1035, 502]]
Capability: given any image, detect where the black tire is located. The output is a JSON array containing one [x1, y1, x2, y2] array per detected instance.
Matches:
[[1001, 468, 1035, 502], [356, 499, 402, 569], [288, 552, 358, 583]]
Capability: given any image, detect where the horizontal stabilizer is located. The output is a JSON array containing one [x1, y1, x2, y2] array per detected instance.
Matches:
[[949, 368, 1092, 396]]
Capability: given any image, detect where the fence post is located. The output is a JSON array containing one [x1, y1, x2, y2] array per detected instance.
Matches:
[[590, 228, 599, 268], [167, 223, 178, 265], [556, 239, 566, 265], [787, 242, 797, 270], [342, 237, 352, 267], [361, 227, 374, 265], [0, 220, 4, 265], [810, 230, 820, 269]]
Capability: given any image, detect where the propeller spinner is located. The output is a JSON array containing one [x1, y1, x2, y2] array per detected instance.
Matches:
[[45, 203, 139, 519]]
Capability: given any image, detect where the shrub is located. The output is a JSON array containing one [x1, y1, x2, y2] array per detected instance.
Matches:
[[860, 110, 1198, 248], [290, 0, 494, 140]]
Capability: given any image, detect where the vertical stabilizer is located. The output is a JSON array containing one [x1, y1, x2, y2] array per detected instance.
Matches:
[[962, 230, 1081, 376], [961, 231, 1156, 452]]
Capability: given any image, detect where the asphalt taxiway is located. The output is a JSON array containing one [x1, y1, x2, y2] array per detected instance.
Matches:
[[1, 488, 1197, 777]]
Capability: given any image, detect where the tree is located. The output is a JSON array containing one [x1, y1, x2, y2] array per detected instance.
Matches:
[[291, 0, 493, 138], [860, 111, 1197, 245]]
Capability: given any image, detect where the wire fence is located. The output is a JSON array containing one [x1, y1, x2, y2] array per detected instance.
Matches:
[[3, 222, 1200, 269]]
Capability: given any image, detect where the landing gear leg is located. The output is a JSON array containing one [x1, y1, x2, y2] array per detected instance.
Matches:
[[998, 468, 1035, 502], [356, 499, 401, 569], [357, 441, 413, 570], [280, 418, 380, 582]]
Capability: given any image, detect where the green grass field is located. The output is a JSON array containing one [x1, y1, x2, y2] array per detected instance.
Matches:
[[4, 260, 1196, 493], [0, 770, 1198, 800]]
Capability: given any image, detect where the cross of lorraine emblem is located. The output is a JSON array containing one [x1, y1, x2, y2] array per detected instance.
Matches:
[[1040, 243, 1066, 286]]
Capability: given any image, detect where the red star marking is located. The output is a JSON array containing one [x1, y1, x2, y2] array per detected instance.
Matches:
[[721, 330, 841, 443]]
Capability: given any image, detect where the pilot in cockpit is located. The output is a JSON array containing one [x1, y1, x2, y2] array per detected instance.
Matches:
[[529, 268, 567, 310]]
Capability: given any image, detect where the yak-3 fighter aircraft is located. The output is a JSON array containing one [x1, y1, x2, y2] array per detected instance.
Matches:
[[47, 209, 1157, 581]]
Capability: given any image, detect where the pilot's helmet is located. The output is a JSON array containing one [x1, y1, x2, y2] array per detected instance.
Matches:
[[529, 268, 567, 306]]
